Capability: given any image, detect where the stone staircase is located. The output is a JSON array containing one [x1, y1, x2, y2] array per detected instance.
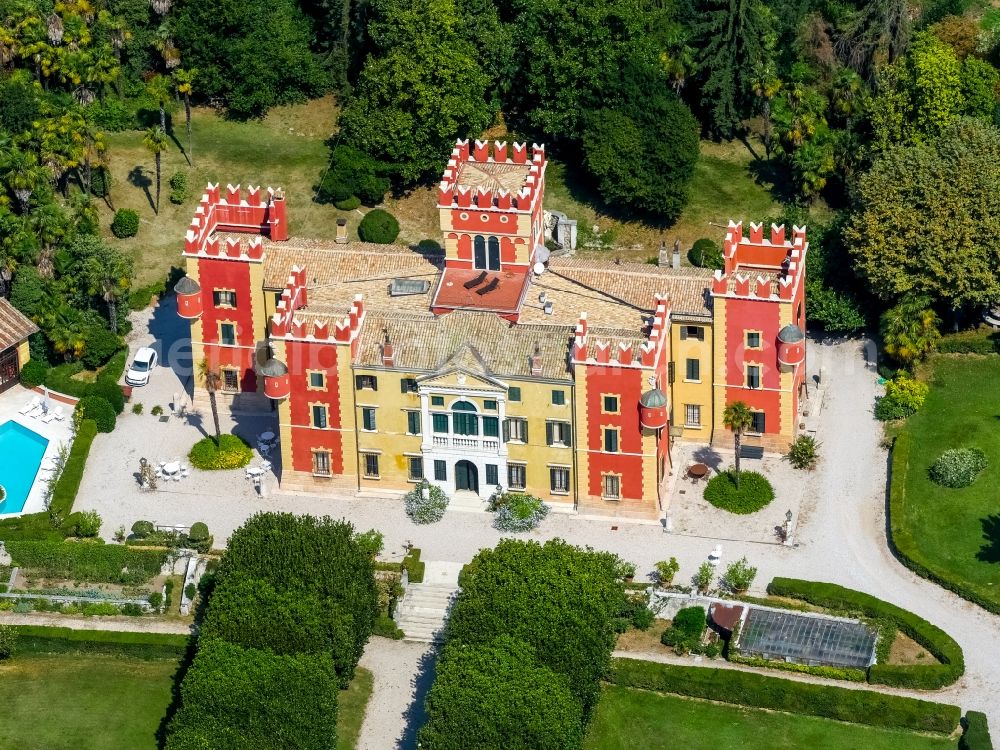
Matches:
[[395, 561, 463, 643]]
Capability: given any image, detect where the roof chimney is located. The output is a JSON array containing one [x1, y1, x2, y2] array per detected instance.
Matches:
[[658, 240, 669, 267], [529, 343, 543, 376], [381, 328, 394, 367], [672, 239, 681, 270], [335, 218, 348, 244]]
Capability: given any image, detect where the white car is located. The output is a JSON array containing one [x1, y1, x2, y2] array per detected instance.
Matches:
[[125, 347, 158, 386]]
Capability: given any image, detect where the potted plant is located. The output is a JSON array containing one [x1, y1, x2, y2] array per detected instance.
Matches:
[[617, 561, 637, 583], [655, 557, 680, 587]]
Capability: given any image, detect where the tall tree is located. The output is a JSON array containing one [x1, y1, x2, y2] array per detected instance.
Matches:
[[78, 237, 133, 333], [338, 0, 494, 182], [722, 400, 754, 486], [835, 0, 910, 81], [846, 118, 1000, 312], [172, 67, 196, 164], [197, 358, 222, 440], [1, 148, 48, 213], [146, 74, 171, 131], [695, 0, 773, 137], [143, 125, 169, 214], [880, 296, 941, 365]]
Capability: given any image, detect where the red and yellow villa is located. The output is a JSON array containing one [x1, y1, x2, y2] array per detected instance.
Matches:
[[175, 140, 807, 517]]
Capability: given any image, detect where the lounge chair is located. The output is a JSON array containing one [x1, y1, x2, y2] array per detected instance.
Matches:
[[19, 397, 41, 415]]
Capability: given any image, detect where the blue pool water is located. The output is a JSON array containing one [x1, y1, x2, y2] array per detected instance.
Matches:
[[0, 421, 49, 515]]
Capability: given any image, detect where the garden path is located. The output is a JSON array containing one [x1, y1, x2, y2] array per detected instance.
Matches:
[[356, 637, 436, 750]]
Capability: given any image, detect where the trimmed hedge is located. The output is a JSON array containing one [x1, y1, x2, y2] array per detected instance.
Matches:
[[609, 658, 960, 734], [961, 711, 994, 750], [50, 419, 98, 517], [75, 396, 116, 433], [703, 470, 774, 513], [44, 349, 128, 400], [188, 434, 253, 470], [728, 653, 867, 682], [6, 540, 167, 585], [766, 577, 964, 689], [402, 547, 425, 583], [937, 327, 1000, 355], [889, 431, 1000, 615], [11, 625, 189, 659]]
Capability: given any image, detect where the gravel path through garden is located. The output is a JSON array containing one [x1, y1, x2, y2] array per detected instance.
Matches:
[[356, 637, 437, 750]]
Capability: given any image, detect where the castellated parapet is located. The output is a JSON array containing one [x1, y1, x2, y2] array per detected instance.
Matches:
[[183, 182, 288, 256], [710, 220, 807, 301]]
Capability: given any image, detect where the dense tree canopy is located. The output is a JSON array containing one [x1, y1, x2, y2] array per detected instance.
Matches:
[[846, 118, 1000, 311]]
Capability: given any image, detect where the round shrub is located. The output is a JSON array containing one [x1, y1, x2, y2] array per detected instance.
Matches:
[[148, 591, 163, 610], [189, 521, 210, 541], [334, 195, 361, 211], [111, 208, 140, 238], [928, 448, 987, 488], [493, 492, 550, 532], [65, 509, 102, 538], [19, 359, 48, 388], [75, 395, 117, 433], [703, 470, 775, 514], [786, 435, 820, 470], [688, 238, 724, 269], [92, 379, 125, 414], [188, 434, 253, 470], [132, 520, 155, 538], [358, 209, 400, 244], [0, 623, 17, 660], [82, 327, 122, 370], [661, 605, 707, 652], [404, 481, 449, 524]]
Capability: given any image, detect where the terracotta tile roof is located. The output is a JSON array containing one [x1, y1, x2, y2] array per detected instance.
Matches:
[[456, 161, 532, 193], [0, 298, 39, 351], [431, 267, 530, 315]]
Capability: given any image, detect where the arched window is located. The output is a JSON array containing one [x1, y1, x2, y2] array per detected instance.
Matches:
[[473, 235, 487, 270], [487, 236, 500, 270], [452, 400, 479, 435]]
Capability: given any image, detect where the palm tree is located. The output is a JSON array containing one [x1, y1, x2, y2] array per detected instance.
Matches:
[[146, 74, 172, 131], [2, 148, 48, 213], [881, 296, 941, 365], [143, 126, 169, 214], [173, 67, 196, 165], [30, 203, 69, 278], [723, 400, 754, 487], [198, 358, 222, 440], [82, 243, 133, 333]]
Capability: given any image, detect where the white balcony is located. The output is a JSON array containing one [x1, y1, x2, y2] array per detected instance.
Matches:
[[431, 434, 501, 451]]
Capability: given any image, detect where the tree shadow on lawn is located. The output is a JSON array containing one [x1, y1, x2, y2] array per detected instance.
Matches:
[[128, 166, 155, 212], [397, 645, 440, 750], [976, 514, 1000, 563]]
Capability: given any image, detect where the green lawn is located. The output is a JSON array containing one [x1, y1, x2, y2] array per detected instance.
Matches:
[[895, 355, 1000, 610], [0, 650, 374, 750], [585, 686, 957, 750], [0, 652, 176, 750]]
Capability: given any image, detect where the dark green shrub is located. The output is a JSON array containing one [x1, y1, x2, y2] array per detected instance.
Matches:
[[169, 170, 189, 204], [64, 510, 102, 538], [358, 209, 400, 244], [19, 359, 48, 388], [447, 539, 627, 720], [875, 395, 913, 421], [81, 328, 122, 370], [632, 605, 655, 631], [189, 522, 210, 542], [703, 470, 774, 513], [373, 614, 404, 639], [92, 379, 125, 414], [609, 658, 960, 734], [188, 435, 252, 470], [88, 97, 137, 132], [315, 145, 390, 206], [689, 238, 724, 269], [937, 328, 999, 355], [89, 166, 113, 198], [334, 195, 361, 211], [111, 209, 140, 238], [185, 582, 197, 600], [129, 280, 167, 311], [960, 711, 994, 750], [420, 636, 585, 750], [766, 577, 965, 689], [148, 592, 163, 610], [353, 529, 383, 558], [165, 640, 338, 750], [49, 419, 98, 516], [75, 396, 116, 433], [131, 520, 155, 539], [661, 606, 705, 650], [928, 448, 987, 488], [0, 623, 16, 660], [9, 626, 188, 659], [6, 540, 166, 585], [402, 547, 425, 583]]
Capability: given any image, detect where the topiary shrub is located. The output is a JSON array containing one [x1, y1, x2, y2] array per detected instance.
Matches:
[[786, 435, 820, 470], [358, 209, 400, 244], [334, 195, 361, 211], [688, 238, 724, 269], [703, 470, 774, 513], [492, 492, 550, 532], [75, 395, 117, 433], [81, 327, 122, 370], [929, 448, 988, 488], [404, 481, 449, 524], [189, 522, 210, 542], [111, 209, 140, 239], [188, 435, 253, 470], [19, 359, 47, 388], [0, 623, 17, 660], [132, 520, 155, 539], [960, 711, 993, 750], [661, 606, 706, 652], [169, 170, 189, 204], [91, 379, 125, 415]]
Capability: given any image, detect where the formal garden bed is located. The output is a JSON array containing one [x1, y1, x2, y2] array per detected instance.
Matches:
[[188, 434, 253, 470], [703, 470, 775, 514], [888, 356, 1000, 614]]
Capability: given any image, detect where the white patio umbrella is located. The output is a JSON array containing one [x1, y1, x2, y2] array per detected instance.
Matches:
[[42, 386, 51, 413]]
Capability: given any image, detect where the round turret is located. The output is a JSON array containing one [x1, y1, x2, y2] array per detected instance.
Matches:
[[639, 388, 668, 430], [174, 276, 203, 320], [260, 358, 290, 400], [776, 324, 805, 367]]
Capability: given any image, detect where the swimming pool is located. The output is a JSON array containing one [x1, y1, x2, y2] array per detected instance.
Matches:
[[0, 421, 49, 515]]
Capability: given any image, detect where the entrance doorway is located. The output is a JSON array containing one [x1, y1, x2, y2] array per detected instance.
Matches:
[[0, 347, 19, 394], [455, 460, 479, 493]]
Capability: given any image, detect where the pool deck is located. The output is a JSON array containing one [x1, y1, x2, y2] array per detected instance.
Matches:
[[0, 385, 76, 517]]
